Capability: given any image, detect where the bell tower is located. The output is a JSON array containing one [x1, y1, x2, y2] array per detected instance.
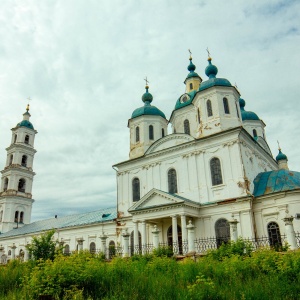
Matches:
[[0, 104, 37, 234]]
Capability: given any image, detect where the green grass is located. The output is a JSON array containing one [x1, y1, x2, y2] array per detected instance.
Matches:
[[1, 246, 300, 299]]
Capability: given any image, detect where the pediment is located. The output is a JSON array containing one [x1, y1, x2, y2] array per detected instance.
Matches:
[[129, 189, 184, 212], [145, 134, 194, 154]]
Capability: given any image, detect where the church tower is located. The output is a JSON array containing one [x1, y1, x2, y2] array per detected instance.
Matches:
[[0, 104, 37, 234], [128, 81, 167, 159]]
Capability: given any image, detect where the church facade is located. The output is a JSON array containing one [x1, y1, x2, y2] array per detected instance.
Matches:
[[0, 55, 300, 261]]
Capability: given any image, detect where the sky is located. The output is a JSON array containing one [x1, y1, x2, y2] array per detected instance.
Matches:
[[0, 0, 299, 221]]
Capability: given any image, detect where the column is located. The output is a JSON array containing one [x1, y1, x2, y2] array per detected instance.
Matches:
[[283, 216, 297, 250], [181, 214, 188, 254], [133, 221, 139, 254], [99, 233, 108, 259], [152, 225, 160, 250], [11, 244, 16, 260], [122, 229, 131, 257], [187, 220, 196, 253], [229, 218, 239, 242], [77, 238, 84, 251], [141, 221, 147, 255], [172, 215, 179, 255]]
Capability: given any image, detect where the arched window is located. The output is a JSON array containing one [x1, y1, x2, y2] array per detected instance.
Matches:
[[135, 127, 140, 143], [18, 178, 26, 192], [149, 125, 154, 140], [14, 135, 17, 143], [20, 211, 24, 223], [184, 119, 190, 135], [253, 129, 257, 138], [132, 178, 140, 202], [109, 241, 116, 259], [21, 155, 27, 167], [24, 135, 29, 144], [223, 98, 230, 114], [9, 155, 13, 165], [4, 178, 8, 191], [207, 100, 213, 117], [64, 244, 70, 255], [210, 157, 223, 186], [215, 219, 230, 247], [0, 210, 3, 222], [189, 83, 193, 90], [162, 128, 165, 138], [130, 231, 142, 255], [168, 168, 178, 194], [197, 109, 201, 123], [267, 222, 282, 248], [8, 250, 11, 256], [14, 211, 19, 223], [89, 242, 96, 254]]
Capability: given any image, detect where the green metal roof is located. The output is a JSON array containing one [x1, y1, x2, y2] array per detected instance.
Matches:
[[131, 87, 166, 119], [239, 98, 260, 121], [276, 149, 288, 161], [17, 120, 34, 130], [253, 170, 300, 197], [0, 207, 117, 238], [174, 90, 197, 110]]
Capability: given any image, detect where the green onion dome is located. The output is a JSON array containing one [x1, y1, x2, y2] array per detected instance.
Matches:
[[205, 57, 218, 78], [16, 105, 34, 129], [186, 58, 200, 79], [131, 85, 166, 119], [239, 98, 259, 121], [17, 119, 34, 130], [199, 57, 232, 91], [276, 149, 288, 161]]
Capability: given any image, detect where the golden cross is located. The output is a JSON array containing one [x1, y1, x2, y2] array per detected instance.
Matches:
[[206, 47, 211, 58], [188, 49, 192, 59], [277, 140, 281, 150], [144, 77, 149, 86]]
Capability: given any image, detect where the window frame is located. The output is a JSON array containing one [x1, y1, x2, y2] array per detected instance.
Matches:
[[149, 125, 154, 140], [223, 97, 230, 114], [184, 119, 190, 135], [168, 168, 178, 194], [210, 157, 223, 186], [132, 177, 140, 202], [207, 100, 213, 117]]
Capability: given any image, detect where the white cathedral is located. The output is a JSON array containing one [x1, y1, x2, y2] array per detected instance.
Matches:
[[0, 54, 300, 261]]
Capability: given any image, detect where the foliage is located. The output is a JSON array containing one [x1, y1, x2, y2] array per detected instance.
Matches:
[[1, 248, 300, 299], [27, 229, 62, 261], [207, 238, 253, 260], [152, 245, 174, 257]]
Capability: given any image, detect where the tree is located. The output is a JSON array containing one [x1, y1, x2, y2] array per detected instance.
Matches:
[[27, 229, 61, 261]]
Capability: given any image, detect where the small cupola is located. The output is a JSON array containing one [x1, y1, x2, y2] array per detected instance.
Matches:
[[184, 50, 202, 93], [276, 144, 289, 170], [128, 80, 168, 159], [16, 104, 34, 130], [199, 56, 232, 91], [239, 98, 260, 121]]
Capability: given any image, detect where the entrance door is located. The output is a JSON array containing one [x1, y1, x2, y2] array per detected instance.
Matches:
[[215, 218, 230, 247], [167, 225, 182, 254]]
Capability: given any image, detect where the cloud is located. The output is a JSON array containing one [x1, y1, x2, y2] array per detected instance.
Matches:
[[0, 0, 299, 221]]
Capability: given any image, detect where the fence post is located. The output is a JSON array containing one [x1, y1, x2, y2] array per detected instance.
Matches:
[[152, 225, 160, 250], [187, 220, 195, 253], [11, 243, 16, 260], [229, 218, 239, 242], [122, 229, 130, 257], [99, 233, 108, 258], [0, 245, 3, 264], [283, 216, 297, 250], [77, 238, 84, 251]]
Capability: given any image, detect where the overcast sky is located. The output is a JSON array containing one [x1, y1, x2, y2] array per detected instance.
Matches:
[[0, 0, 299, 221]]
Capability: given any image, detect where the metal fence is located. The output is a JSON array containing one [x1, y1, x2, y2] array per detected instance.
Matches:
[[91, 232, 300, 259]]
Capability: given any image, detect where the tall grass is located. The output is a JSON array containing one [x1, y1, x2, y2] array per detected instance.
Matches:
[[1, 246, 300, 299]]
